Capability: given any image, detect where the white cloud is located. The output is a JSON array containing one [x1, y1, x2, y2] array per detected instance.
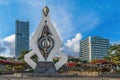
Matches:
[[4, 34, 15, 43], [62, 33, 82, 57], [0, 41, 6, 53], [0, 54, 13, 57], [0, 34, 15, 57], [65, 33, 82, 53]]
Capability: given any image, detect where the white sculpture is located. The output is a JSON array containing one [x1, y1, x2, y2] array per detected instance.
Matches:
[[24, 6, 68, 70]]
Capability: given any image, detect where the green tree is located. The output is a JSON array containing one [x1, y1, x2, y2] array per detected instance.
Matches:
[[81, 60, 88, 63], [18, 50, 38, 62], [110, 44, 120, 63], [18, 50, 30, 60], [105, 44, 120, 64], [68, 58, 80, 63], [104, 56, 110, 61], [0, 56, 7, 60]]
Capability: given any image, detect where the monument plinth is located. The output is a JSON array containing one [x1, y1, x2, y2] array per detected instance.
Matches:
[[24, 6, 68, 76], [34, 61, 56, 77]]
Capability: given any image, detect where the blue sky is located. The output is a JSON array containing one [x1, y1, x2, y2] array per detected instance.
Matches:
[[0, 0, 120, 57]]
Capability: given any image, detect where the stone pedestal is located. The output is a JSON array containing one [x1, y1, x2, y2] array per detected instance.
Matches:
[[33, 61, 56, 77]]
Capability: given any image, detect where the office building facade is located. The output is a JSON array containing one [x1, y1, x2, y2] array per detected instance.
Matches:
[[80, 36, 109, 62], [15, 20, 29, 58]]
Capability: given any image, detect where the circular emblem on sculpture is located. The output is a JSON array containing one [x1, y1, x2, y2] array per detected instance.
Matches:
[[38, 35, 54, 54]]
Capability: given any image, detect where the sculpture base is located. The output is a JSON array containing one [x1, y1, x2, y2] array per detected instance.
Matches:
[[33, 61, 56, 77]]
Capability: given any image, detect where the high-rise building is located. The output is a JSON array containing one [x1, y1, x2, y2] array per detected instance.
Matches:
[[80, 36, 109, 62], [15, 20, 29, 58]]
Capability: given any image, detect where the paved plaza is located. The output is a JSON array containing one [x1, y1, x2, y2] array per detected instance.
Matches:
[[0, 77, 120, 80], [0, 74, 120, 80]]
